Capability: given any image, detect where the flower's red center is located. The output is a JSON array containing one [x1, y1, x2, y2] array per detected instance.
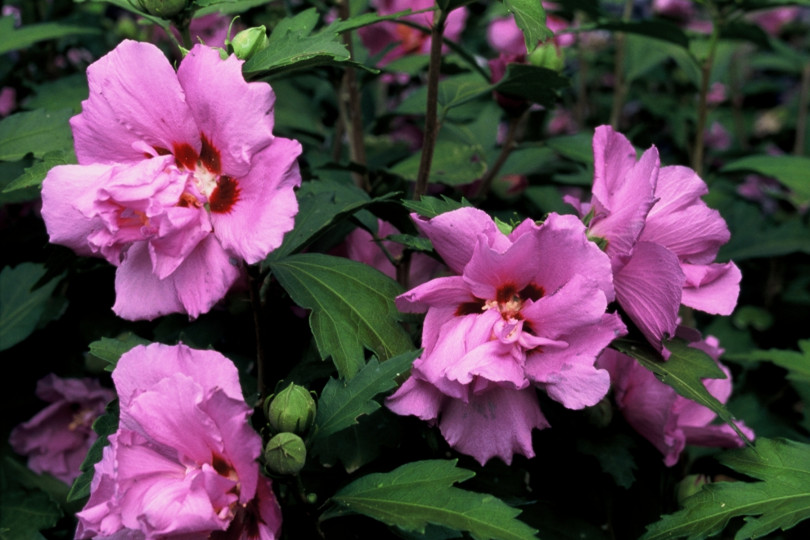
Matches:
[[455, 282, 544, 322], [162, 134, 241, 214], [395, 24, 426, 54]]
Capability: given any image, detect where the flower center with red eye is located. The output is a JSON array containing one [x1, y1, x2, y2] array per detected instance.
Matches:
[[166, 134, 241, 214], [395, 24, 426, 54], [455, 282, 545, 321]]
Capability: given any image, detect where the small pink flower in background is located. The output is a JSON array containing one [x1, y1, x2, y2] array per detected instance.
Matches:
[[748, 7, 801, 35], [653, 0, 696, 22], [9, 374, 114, 485], [487, 3, 573, 56], [704, 121, 731, 151], [0, 86, 16, 117], [337, 219, 442, 287], [706, 82, 727, 105], [41, 40, 302, 320], [387, 208, 626, 465], [358, 0, 467, 68], [76, 343, 282, 539], [598, 335, 754, 466], [566, 126, 741, 353]]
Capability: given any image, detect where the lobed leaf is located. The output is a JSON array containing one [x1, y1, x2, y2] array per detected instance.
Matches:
[[2, 151, 77, 194], [643, 438, 810, 540], [0, 16, 102, 55], [312, 350, 419, 444], [87, 333, 151, 372], [401, 195, 471, 219], [269, 253, 412, 379], [390, 140, 487, 187], [494, 63, 569, 108], [326, 460, 539, 539]]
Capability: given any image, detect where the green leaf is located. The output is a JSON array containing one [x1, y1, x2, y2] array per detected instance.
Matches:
[[642, 438, 810, 540], [545, 132, 595, 164], [494, 63, 569, 108], [67, 400, 119, 503], [502, 0, 553, 53], [326, 460, 539, 539], [401, 195, 471, 219], [0, 264, 62, 352], [87, 333, 151, 372], [0, 16, 102, 55], [720, 202, 810, 260], [389, 140, 487, 187], [312, 351, 419, 445], [0, 486, 61, 539], [2, 151, 77, 194], [613, 338, 752, 445], [269, 253, 412, 379], [0, 109, 74, 162], [721, 155, 810, 206], [265, 179, 396, 264]]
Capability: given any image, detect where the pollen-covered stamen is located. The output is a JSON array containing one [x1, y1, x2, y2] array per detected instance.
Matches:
[[483, 282, 546, 322]]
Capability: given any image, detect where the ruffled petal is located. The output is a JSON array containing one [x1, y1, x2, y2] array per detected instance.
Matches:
[[112, 242, 186, 320], [439, 386, 549, 465], [72, 40, 198, 165], [412, 207, 508, 274], [210, 137, 301, 264], [680, 262, 741, 315], [178, 45, 276, 178], [463, 230, 543, 301], [395, 276, 472, 313], [386, 376, 444, 422]]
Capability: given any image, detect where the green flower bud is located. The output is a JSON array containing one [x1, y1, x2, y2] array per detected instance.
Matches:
[[137, 0, 187, 18], [528, 42, 565, 72], [264, 432, 307, 475], [230, 26, 269, 60], [264, 383, 316, 435]]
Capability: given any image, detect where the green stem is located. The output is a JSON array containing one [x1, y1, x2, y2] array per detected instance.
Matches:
[[693, 21, 721, 176], [338, 0, 371, 192], [413, 7, 447, 200], [472, 110, 526, 200], [609, 0, 634, 129]]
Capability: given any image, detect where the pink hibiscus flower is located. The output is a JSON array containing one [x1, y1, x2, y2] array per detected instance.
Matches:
[[566, 126, 741, 353], [41, 40, 302, 320], [387, 208, 626, 465], [76, 343, 282, 539], [9, 374, 114, 485], [357, 0, 467, 68], [598, 335, 753, 466]]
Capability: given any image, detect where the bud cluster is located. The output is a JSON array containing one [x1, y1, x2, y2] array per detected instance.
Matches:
[[262, 383, 316, 475]]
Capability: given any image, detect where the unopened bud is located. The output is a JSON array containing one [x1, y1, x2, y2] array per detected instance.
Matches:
[[137, 0, 187, 18], [264, 383, 316, 435], [230, 26, 269, 60], [528, 42, 565, 72], [264, 433, 307, 475]]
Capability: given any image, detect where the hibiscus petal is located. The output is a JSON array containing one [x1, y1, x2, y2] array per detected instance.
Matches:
[[113, 242, 186, 320], [614, 242, 684, 350], [386, 376, 444, 422], [463, 231, 543, 300], [72, 40, 198, 165], [210, 137, 302, 263], [177, 45, 276, 178], [395, 276, 472, 313], [413, 207, 507, 274], [169, 236, 242, 318], [439, 386, 549, 465], [114, 343, 245, 410], [680, 262, 741, 315]]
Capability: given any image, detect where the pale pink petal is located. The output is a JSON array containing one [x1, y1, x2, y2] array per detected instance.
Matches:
[[72, 40, 198, 165], [641, 166, 730, 264], [113, 242, 186, 320], [396, 276, 472, 313], [413, 207, 507, 274], [614, 242, 684, 350], [439, 386, 549, 465], [178, 44, 276, 178], [211, 137, 302, 263], [488, 17, 525, 55], [463, 232, 543, 301], [680, 262, 741, 315], [536, 355, 612, 410], [522, 273, 610, 339], [386, 376, 444, 422], [148, 206, 212, 279], [114, 343, 245, 409], [681, 422, 753, 448], [532, 213, 615, 302], [443, 338, 528, 389], [40, 163, 116, 257]]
